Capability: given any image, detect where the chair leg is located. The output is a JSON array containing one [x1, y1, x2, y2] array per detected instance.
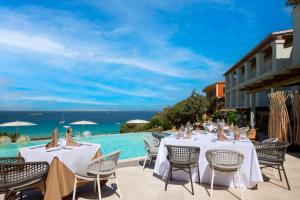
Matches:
[[4, 191, 7, 200], [188, 166, 194, 195], [94, 181, 97, 193], [115, 174, 122, 199], [72, 177, 78, 200], [142, 153, 148, 170], [272, 167, 277, 177], [210, 168, 215, 198], [278, 165, 282, 181], [170, 166, 173, 180], [97, 175, 102, 200], [149, 156, 153, 167], [164, 165, 172, 191], [237, 170, 243, 200], [197, 164, 201, 184], [281, 164, 291, 190]]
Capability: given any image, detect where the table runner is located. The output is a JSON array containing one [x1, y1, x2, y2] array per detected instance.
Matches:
[[154, 133, 263, 188]]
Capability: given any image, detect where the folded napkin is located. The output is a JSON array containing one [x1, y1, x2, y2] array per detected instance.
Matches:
[[234, 125, 241, 140], [66, 127, 79, 147], [217, 132, 229, 141], [46, 128, 59, 149], [217, 126, 228, 141]]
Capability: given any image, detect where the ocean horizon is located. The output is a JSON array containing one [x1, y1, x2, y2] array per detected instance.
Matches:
[[0, 111, 156, 138]]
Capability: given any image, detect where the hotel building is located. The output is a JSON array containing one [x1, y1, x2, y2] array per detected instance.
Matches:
[[224, 1, 300, 128]]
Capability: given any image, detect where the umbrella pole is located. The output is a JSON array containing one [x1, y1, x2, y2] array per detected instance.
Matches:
[[16, 126, 19, 139]]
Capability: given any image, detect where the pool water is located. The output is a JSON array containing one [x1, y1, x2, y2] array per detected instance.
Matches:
[[0, 133, 149, 160]]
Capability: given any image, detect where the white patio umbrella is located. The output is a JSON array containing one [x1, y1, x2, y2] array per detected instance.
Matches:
[[126, 119, 149, 132], [126, 119, 150, 124], [69, 120, 97, 133], [0, 121, 36, 138]]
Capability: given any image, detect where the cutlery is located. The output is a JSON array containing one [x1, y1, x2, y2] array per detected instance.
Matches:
[[30, 145, 45, 149], [79, 143, 92, 146], [46, 148, 62, 152]]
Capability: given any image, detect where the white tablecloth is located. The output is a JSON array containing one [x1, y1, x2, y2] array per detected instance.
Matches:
[[20, 142, 100, 172], [154, 133, 263, 188]]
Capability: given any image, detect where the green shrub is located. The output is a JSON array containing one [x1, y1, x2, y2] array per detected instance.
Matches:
[[226, 111, 237, 125]]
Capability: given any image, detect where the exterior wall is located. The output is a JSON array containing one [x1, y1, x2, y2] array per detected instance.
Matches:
[[203, 82, 225, 104], [216, 82, 225, 97], [292, 4, 300, 65], [224, 38, 292, 109]]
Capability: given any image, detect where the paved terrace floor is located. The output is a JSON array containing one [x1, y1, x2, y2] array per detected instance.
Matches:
[[1, 153, 300, 200]]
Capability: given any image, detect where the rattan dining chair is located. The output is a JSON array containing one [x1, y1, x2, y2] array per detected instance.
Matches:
[[0, 157, 49, 200], [164, 145, 200, 195], [72, 150, 122, 200], [206, 150, 244, 199], [254, 142, 290, 190], [143, 134, 160, 170]]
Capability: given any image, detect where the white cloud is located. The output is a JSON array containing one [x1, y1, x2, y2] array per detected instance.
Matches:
[[0, 28, 77, 57], [20, 96, 117, 106], [0, 4, 230, 110]]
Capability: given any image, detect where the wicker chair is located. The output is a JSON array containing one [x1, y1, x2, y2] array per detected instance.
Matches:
[[254, 142, 290, 190], [72, 150, 122, 200], [164, 145, 200, 195], [0, 157, 49, 200], [206, 150, 244, 199], [143, 135, 160, 170]]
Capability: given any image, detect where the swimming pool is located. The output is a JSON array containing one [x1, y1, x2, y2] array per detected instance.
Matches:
[[0, 133, 149, 160]]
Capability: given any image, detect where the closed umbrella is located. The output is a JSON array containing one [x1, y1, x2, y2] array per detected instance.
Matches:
[[0, 121, 36, 138], [70, 120, 97, 133]]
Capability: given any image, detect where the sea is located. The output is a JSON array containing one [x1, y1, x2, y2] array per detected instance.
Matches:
[[0, 111, 156, 138]]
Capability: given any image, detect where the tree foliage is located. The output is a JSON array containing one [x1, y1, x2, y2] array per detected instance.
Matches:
[[150, 90, 208, 130], [121, 90, 208, 133]]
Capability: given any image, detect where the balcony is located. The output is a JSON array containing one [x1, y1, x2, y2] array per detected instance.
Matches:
[[260, 58, 272, 75], [248, 70, 256, 80]]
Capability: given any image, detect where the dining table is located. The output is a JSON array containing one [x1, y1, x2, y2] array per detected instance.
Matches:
[[19, 142, 101, 200], [154, 131, 263, 188]]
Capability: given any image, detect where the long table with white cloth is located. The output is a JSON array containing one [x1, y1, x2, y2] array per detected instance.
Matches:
[[154, 132, 263, 188]]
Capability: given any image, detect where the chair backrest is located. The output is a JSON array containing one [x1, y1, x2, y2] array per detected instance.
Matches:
[[87, 150, 120, 176], [262, 137, 278, 143], [254, 142, 289, 163], [0, 160, 49, 189], [165, 145, 200, 165], [144, 135, 160, 150], [0, 157, 24, 164], [206, 149, 244, 169]]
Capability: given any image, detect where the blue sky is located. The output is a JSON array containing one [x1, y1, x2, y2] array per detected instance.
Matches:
[[0, 0, 292, 111]]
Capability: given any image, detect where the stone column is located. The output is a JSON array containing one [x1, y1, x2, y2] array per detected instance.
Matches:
[[236, 68, 240, 107], [255, 53, 264, 76], [271, 39, 286, 72], [244, 61, 251, 81], [228, 74, 232, 108], [292, 4, 300, 66]]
